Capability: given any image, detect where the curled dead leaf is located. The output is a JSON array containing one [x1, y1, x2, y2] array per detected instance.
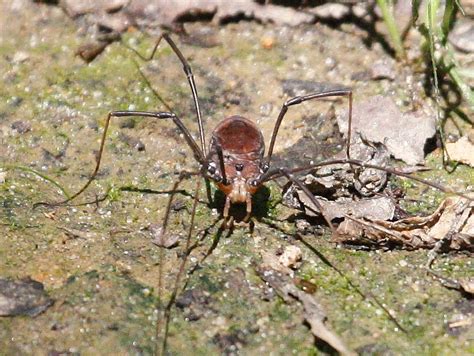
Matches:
[[256, 252, 354, 355], [149, 224, 180, 248], [336, 196, 473, 251], [446, 134, 474, 167]]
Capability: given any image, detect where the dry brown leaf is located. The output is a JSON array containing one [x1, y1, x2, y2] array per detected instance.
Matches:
[[337, 95, 436, 165], [60, 0, 316, 30], [336, 196, 473, 250], [445, 134, 474, 167], [257, 251, 355, 355]]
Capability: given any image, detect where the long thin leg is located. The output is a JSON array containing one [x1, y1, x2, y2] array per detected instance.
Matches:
[[37, 110, 204, 207], [260, 158, 474, 202], [204, 179, 213, 206], [266, 89, 353, 165], [126, 33, 213, 205], [113, 111, 204, 162], [156, 178, 202, 355], [155, 172, 189, 346], [214, 137, 228, 185], [276, 168, 336, 232], [130, 33, 207, 157]]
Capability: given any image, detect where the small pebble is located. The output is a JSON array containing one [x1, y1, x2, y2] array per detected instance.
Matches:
[[370, 60, 396, 80], [279, 245, 302, 269], [12, 51, 29, 64], [11, 120, 31, 134], [449, 21, 474, 53], [399, 260, 408, 267], [261, 36, 275, 50], [312, 3, 350, 20]]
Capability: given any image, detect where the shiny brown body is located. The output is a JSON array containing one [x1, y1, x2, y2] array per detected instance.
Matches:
[[206, 116, 266, 221]]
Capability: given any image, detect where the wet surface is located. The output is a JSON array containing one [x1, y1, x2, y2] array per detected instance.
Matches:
[[1, 1, 473, 354]]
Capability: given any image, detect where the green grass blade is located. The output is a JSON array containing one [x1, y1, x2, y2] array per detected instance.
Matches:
[[376, 0, 405, 59]]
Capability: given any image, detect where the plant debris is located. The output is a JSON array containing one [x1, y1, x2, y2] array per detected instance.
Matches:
[[281, 94, 471, 252], [445, 133, 474, 167], [283, 131, 395, 222], [0, 278, 54, 317], [288, 193, 396, 222], [57, 0, 317, 61], [427, 270, 474, 296], [75, 32, 121, 63], [336, 196, 473, 251], [59, 0, 315, 33], [256, 251, 355, 356], [148, 223, 180, 248], [337, 95, 436, 165]]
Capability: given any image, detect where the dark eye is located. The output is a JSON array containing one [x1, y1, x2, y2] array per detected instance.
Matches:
[[260, 162, 269, 172], [235, 163, 244, 171], [249, 179, 259, 187], [207, 164, 216, 175]]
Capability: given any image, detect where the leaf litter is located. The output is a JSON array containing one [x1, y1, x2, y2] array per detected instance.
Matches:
[[256, 250, 355, 356], [445, 130, 474, 168], [283, 95, 473, 253], [60, 0, 316, 28]]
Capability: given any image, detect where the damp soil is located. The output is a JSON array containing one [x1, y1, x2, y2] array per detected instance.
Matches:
[[1, 2, 473, 355]]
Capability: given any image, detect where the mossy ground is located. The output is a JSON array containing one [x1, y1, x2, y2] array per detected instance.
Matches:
[[0, 2, 472, 355]]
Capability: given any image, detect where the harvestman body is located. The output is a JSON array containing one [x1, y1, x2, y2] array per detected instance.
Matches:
[[46, 33, 355, 229]]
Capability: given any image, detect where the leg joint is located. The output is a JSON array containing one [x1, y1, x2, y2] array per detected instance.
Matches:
[[285, 96, 302, 107]]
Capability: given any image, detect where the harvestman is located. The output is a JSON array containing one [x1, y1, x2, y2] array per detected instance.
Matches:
[[42, 33, 470, 232]]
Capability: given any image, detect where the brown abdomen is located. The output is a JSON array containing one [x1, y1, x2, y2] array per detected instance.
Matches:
[[212, 116, 264, 155]]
